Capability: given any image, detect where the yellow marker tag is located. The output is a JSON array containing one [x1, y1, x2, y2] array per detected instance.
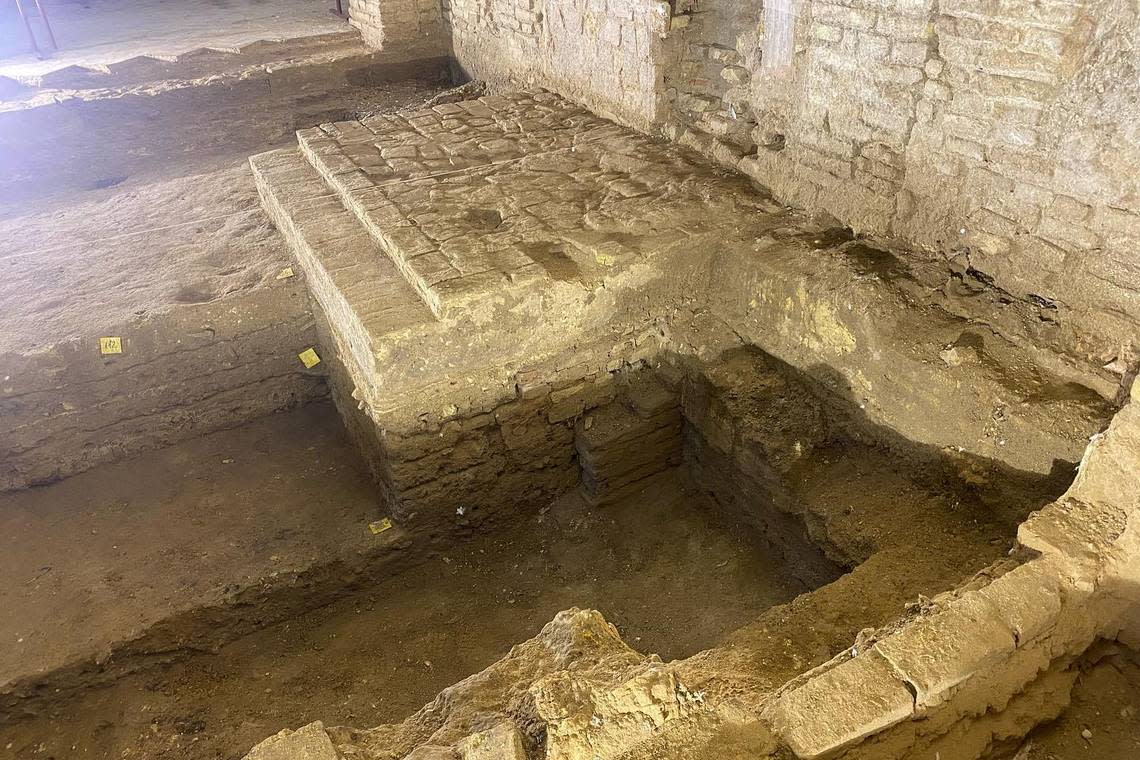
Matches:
[[298, 348, 321, 369], [368, 517, 393, 535], [99, 337, 123, 355], [595, 253, 615, 267], [276, 266, 295, 280]]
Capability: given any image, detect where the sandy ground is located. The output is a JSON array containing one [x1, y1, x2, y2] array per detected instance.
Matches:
[[0, 401, 385, 694], [0, 0, 349, 81], [0, 160, 289, 353], [0, 72, 448, 353], [0, 423, 815, 760], [1014, 646, 1140, 760]]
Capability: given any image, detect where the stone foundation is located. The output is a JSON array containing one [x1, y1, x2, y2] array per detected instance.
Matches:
[[576, 375, 682, 505], [241, 375, 1140, 760], [252, 89, 1110, 500], [241, 76, 1136, 752], [0, 259, 325, 492]]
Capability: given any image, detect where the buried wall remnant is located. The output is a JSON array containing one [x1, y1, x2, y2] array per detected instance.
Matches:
[[239, 374, 1140, 760]]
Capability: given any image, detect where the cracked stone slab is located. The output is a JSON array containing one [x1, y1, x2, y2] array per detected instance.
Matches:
[[873, 592, 1016, 710], [764, 650, 914, 759]]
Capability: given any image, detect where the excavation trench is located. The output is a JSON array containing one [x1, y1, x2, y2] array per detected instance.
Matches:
[[0, 345, 1071, 760]]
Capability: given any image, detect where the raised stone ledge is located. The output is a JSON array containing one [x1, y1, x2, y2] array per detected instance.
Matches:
[[763, 650, 915, 759], [758, 381, 1140, 759]]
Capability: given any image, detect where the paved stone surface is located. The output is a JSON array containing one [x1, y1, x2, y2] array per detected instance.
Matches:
[[296, 90, 759, 318]]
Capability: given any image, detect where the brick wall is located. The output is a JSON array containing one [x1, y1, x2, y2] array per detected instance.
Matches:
[[445, 0, 673, 129], [664, 0, 1140, 373]]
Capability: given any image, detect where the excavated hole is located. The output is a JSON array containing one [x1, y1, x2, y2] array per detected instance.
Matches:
[[0, 348, 1074, 760]]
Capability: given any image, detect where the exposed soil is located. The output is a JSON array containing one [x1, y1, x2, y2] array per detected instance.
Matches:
[[0, 160, 288, 352], [1013, 646, 1140, 760], [0, 402, 383, 692], [0, 401, 1062, 760], [0, 407, 824, 760]]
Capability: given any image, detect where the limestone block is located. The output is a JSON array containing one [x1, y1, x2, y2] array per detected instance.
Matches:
[[765, 650, 914, 759], [455, 723, 525, 760], [975, 559, 1064, 646], [1017, 497, 1129, 578], [1067, 396, 1140, 515], [245, 722, 338, 760], [533, 663, 697, 760], [873, 593, 1016, 710]]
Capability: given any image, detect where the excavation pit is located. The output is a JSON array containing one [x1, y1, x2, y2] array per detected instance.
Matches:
[[0, 339, 1075, 759], [0, 58, 1130, 760]]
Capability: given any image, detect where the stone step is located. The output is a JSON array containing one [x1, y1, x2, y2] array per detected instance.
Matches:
[[249, 147, 433, 392], [292, 90, 642, 318]]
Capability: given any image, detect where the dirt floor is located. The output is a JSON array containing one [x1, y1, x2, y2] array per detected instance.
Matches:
[[0, 74, 451, 352], [0, 399, 1062, 760], [1011, 646, 1140, 760], [0, 160, 286, 352], [0, 402, 384, 694], [0, 0, 348, 80], [0, 409, 817, 760]]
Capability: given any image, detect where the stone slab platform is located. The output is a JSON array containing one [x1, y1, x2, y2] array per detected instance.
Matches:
[[253, 89, 1110, 527], [293, 90, 768, 318], [253, 89, 777, 423]]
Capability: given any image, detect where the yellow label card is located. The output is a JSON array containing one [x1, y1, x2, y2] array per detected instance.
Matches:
[[276, 266, 295, 280], [298, 348, 321, 368], [99, 337, 123, 355], [368, 518, 393, 535]]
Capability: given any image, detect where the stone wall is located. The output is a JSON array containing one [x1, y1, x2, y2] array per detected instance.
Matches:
[[764, 379, 1140, 760], [352, 0, 1139, 374], [445, 0, 673, 128], [663, 0, 1140, 372], [348, 0, 444, 51], [0, 286, 326, 491]]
